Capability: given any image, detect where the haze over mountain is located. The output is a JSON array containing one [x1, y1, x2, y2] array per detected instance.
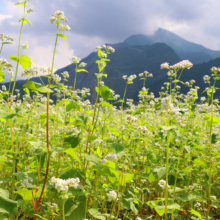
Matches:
[[2, 28, 220, 103], [123, 28, 220, 64]]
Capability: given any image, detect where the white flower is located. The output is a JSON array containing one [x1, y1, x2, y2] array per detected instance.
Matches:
[[27, 7, 33, 14], [158, 179, 170, 189], [22, 44, 29, 49], [104, 153, 117, 161], [122, 75, 127, 79], [72, 56, 81, 64], [53, 74, 61, 83], [50, 16, 56, 24], [2, 85, 6, 91], [107, 46, 115, 53], [50, 11, 68, 24], [211, 66, 220, 72], [139, 73, 143, 77], [61, 71, 69, 78], [49, 177, 81, 193], [203, 75, 210, 84], [59, 24, 71, 31], [107, 190, 117, 201], [161, 62, 169, 69], [170, 60, 193, 70], [79, 62, 87, 68]]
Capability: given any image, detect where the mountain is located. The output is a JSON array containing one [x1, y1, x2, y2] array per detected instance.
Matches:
[[123, 28, 220, 64], [1, 42, 181, 103], [55, 43, 181, 102], [148, 57, 220, 98]]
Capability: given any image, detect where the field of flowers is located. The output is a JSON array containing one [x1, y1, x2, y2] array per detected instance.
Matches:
[[0, 1, 220, 220]]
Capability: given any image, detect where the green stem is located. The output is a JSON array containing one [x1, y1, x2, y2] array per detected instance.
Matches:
[[206, 80, 216, 220], [0, 43, 3, 54], [33, 25, 59, 220], [73, 64, 78, 91], [11, 4, 26, 97], [63, 201, 65, 220]]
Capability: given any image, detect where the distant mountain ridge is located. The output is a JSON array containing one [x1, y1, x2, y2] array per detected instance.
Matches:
[[123, 28, 220, 64], [2, 28, 220, 102]]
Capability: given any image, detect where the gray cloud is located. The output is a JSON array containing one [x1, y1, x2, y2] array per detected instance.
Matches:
[[1, 0, 220, 81]]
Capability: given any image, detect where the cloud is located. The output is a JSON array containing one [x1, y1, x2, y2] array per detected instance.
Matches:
[[1, 0, 220, 81]]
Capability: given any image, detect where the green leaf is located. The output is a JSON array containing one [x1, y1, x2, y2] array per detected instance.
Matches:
[[161, 125, 177, 131], [86, 154, 101, 165], [56, 100, 70, 106], [19, 54, 32, 70], [0, 189, 9, 199], [64, 135, 80, 148], [193, 158, 207, 168], [65, 196, 86, 219], [0, 71, 4, 82], [184, 145, 191, 154], [97, 49, 104, 58], [148, 172, 156, 183], [9, 55, 18, 62], [76, 69, 88, 73], [59, 168, 85, 180], [29, 140, 43, 149], [88, 208, 106, 220], [64, 148, 81, 164], [23, 81, 53, 93], [9, 55, 31, 70], [56, 33, 67, 41], [111, 143, 124, 153], [2, 42, 13, 45], [15, 2, 28, 5], [0, 111, 17, 120], [190, 209, 202, 219], [66, 102, 82, 112], [178, 192, 197, 201], [95, 85, 114, 100], [95, 73, 107, 79], [19, 18, 31, 25], [0, 196, 18, 214], [23, 88, 30, 96], [100, 101, 112, 116], [153, 166, 166, 179]]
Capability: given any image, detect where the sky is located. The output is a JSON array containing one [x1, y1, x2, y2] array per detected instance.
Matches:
[[1, 0, 220, 81]]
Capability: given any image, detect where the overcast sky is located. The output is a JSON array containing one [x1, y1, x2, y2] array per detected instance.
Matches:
[[1, 0, 220, 80]]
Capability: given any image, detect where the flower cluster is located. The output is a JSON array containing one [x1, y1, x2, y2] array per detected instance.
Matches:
[[61, 71, 69, 78], [50, 11, 68, 24], [123, 74, 137, 84], [72, 56, 81, 64], [27, 7, 33, 14], [211, 66, 220, 73], [105, 153, 117, 161], [158, 179, 170, 189], [53, 74, 62, 83], [107, 190, 117, 201], [0, 34, 14, 42], [49, 177, 80, 192], [139, 71, 153, 78], [0, 58, 12, 71], [79, 62, 87, 68], [203, 75, 210, 84], [171, 60, 193, 70], [21, 67, 39, 77], [161, 60, 193, 70], [160, 62, 169, 69], [59, 24, 71, 31], [22, 44, 29, 49], [96, 45, 115, 53]]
